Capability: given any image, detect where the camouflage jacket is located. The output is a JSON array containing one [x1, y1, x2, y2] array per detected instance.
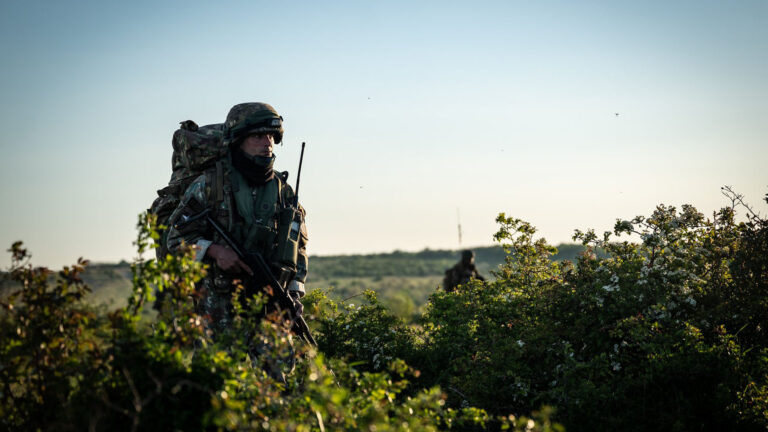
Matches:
[[166, 153, 308, 298], [443, 262, 484, 292]]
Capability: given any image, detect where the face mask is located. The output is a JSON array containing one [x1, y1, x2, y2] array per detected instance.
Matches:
[[231, 148, 275, 186]]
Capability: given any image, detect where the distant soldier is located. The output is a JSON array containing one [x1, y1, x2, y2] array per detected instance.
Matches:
[[443, 250, 485, 292]]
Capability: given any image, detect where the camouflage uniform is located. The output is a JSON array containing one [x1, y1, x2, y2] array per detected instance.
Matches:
[[165, 103, 308, 335], [443, 250, 484, 292]]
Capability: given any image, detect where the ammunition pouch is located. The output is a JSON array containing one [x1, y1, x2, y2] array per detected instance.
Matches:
[[242, 224, 277, 258]]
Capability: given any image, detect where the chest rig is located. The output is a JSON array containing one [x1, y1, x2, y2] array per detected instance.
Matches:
[[230, 167, 281, 256], [209, 158, 300, 281]]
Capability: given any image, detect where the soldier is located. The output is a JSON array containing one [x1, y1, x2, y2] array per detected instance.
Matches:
[[165, 102, 308, 335], [443, 250, 485, 292]]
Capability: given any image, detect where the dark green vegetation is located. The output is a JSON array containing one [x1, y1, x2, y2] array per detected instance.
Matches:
[[2, 190, 767, 431], [0, 215, 555, 432]]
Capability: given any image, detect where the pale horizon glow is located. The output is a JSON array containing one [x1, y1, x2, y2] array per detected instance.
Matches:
[[1, 1, 766, 267]]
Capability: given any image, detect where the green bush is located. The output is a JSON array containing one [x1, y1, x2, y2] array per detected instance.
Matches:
[[311, 190, 768, 431], [6, 189, 764, 431], [0, 213, 550, 431]]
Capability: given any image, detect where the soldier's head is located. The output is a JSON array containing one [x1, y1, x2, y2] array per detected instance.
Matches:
[[461, 250, 475, 266], [225, 102, 284, 157]]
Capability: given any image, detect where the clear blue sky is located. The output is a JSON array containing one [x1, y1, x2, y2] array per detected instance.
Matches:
[[1, 0, 766, 268]]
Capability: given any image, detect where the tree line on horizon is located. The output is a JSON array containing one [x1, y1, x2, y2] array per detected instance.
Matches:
[[0, 242, 603, 287]]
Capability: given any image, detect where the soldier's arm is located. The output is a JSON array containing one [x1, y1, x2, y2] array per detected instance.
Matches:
[[287, 204, 308, 298], [166, 175, 252, 274], [470, 263, 485, 281], [166, 175, 215, 261]]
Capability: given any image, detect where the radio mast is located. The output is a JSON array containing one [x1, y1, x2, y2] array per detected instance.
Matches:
[[457, 208, 463, 247]]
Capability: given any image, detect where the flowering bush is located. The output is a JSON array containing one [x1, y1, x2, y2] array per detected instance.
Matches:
[[313, 189, 768, 431], [4, 188, 764, 431]]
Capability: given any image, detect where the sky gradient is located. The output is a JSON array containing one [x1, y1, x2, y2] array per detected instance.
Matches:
[[1, 0, 766, 268]]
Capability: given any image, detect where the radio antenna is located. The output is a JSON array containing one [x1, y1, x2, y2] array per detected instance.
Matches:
[[294, 142, 305, 206]]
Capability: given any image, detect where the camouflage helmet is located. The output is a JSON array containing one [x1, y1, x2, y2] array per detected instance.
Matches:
[[225, 102, 284, 144]]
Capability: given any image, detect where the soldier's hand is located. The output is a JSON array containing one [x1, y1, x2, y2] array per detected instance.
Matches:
[[289, 291, 304, 317], [206, 244, 253, 275]]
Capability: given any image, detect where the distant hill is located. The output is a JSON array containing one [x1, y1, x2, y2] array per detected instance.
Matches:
[[2, 244, 601, 311], [0, 262, 134, 309], [308, 243, 602, 279]]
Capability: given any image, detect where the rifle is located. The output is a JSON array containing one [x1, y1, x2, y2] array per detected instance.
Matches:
[[176, 207, 317, 346]]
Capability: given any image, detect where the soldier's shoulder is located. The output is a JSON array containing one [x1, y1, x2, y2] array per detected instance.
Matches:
[[183, 173, 208, 192], [190, 172, 210, 185], [180, 172, 215, 203]]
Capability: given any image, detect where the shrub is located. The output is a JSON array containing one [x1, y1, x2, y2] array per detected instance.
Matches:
[[313, 190, 768, 431], [0, 213, 551, 431]]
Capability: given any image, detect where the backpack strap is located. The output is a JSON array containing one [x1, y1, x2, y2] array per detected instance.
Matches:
[[212, 160, 224, 206], [276, 171, 295, 207], [276, 171, 284, 207], [210, 159, 236, 231]]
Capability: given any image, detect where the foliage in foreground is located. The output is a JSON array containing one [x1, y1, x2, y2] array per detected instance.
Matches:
[[0, 213, 553, 431], [4, 189, 765, 431], [312, 189, 768, 431]]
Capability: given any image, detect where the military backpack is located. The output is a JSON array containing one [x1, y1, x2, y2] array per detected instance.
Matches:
[[149, 120, 227, 259], [149, 119, 297, 262]]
